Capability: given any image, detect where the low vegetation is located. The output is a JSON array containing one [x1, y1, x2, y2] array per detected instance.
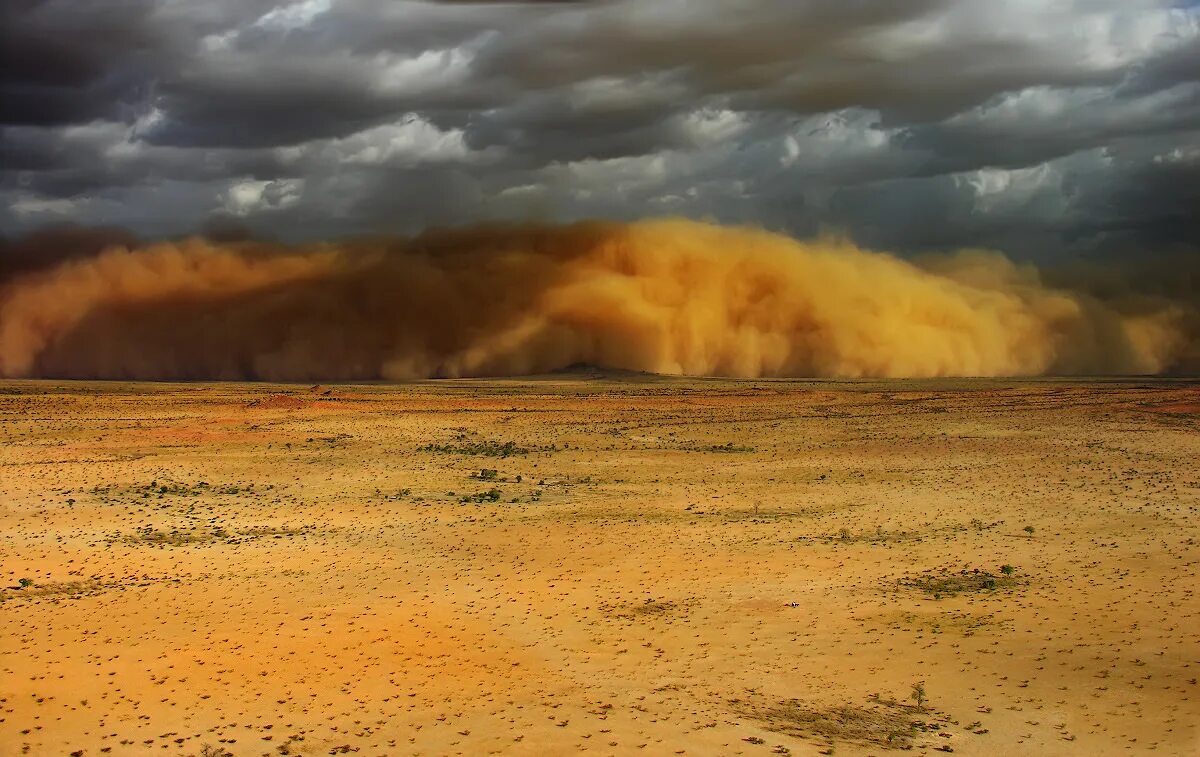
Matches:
[[801, 520, 1002, 545], [109, 524, 312, 548], [460, 488, 503, 504], [682, 441, 756, 453], [420, 438, 550, 457], [600, 597, 697, 620], [90, 478, 267, 504], [732, 691, 954, 750], [900, 566, 1023, 599], [2, 579, 115, 603]]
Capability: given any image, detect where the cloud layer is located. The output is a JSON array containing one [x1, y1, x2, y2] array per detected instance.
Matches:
[[3, 0, 1198, 259]]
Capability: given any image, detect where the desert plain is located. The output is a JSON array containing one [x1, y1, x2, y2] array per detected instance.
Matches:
[[1, 376, 1198, 756]]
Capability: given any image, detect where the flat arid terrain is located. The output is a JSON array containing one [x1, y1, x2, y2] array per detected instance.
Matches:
[[2, 377, 1198, 756]]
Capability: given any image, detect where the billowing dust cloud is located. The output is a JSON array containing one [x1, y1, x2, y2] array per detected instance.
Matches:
[[0, 218, 1195, 380]]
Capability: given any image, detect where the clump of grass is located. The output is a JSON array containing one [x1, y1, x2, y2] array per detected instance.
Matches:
[[421, 439, 543, 457], [684, 442, 756, 453], [460, 488, 503, 504], [601, 597, 696, 620], [900, 566, 1022, 599], [110, 524, 312, 547], [93, 478, 258, 503], [115, 527, 221, 547], [732, 693, 947, 750], [306, 433, 352, 448], [801, 520, 1001, 546], [238, 525, 311, 539], [377, 487, 412, 501], [2, 579, 114, 602], [890, 609, 1009, 637], [628, 599, 677, 616]]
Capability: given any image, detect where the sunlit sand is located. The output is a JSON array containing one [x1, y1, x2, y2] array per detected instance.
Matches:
[[2, 377, 1198, 755]]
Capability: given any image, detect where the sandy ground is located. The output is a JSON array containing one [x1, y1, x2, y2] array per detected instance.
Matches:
[[1, 377, 1198, 757]]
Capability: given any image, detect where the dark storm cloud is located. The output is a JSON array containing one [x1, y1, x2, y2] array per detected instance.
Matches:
[[1066, 132, 1200, 252], [469, 0, 1089, 122], [2, 0, 1198, 260], [0, 0, 158, 126]]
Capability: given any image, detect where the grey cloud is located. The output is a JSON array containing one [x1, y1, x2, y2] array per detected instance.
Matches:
[[0, 0, 159, 126], [1, 0, 1198, 261]]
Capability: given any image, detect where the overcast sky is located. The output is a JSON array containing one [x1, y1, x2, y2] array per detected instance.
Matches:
[[2, 0, 1198, 259]]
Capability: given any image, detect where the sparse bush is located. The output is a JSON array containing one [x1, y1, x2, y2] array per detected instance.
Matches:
[[900, 567, 1021, 597], [688, 442, 755, 453], [910, 681, 927, 709], [734, 694, 930, 749], [420, 439, 542, 457], [461, 488, 503, 504]]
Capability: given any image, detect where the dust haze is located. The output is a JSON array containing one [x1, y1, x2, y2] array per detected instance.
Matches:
[[1, 218, 1195, 380]]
